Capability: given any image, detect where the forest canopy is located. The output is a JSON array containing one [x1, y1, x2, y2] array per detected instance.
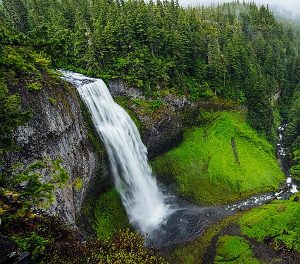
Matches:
[[1, 0, 300, 137]]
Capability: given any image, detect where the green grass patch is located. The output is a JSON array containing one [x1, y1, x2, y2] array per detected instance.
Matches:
[[214, 235, 260, 263], [152, 111, 284, 205], [239, 196, 300, 252], [92, 188, 130, 239]]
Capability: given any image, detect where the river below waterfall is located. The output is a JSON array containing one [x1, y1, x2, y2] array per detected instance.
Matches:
[[62, 71, 299, 250]]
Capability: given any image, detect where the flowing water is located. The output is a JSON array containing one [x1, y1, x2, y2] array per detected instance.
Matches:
[[61, 71, 170, 234], [275, 124, 298, 198], [62, 71, 298, 249]]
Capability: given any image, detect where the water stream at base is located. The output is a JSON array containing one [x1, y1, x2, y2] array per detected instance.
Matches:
[[62, 71, 298, 249]]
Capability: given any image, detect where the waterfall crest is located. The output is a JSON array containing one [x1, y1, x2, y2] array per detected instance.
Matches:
[[62, 71, 168, 233]]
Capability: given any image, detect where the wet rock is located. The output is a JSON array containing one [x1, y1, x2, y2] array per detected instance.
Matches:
[[108, 79, 144, 98], [5, 77, 109, 227], [107, 80, 198, 158], [0, 236, 18, 264], [18, 252, 32, 264]]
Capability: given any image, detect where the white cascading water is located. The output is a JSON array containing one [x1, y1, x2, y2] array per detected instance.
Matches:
[[61, 71, 168, 234]]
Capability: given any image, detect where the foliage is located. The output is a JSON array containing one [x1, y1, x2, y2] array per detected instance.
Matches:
[[0, 159, 68, 223], [0, 159, 68, 260], [41, 227, 167, 263], [26, 81, 42, 91], [0, 21, 51, 155], [131, 98, 164, 114], [0, 82, 32, 154], [239, 195, 300, 252], [13, 232, 49, 259], [1, 1, 300, 137], [152, 111, 284, 205], [92, 188, 129, 239], [285, 90, 300, 180], [167, 213, 243, 264], [214, 235, 260, 264]]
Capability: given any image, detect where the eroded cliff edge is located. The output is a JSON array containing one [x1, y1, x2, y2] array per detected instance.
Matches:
[[5, 74, 110, 227]]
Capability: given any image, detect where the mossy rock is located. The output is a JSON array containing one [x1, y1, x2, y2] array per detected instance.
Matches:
[[152, 111, 284, 205], [214, 235, 260, 263]]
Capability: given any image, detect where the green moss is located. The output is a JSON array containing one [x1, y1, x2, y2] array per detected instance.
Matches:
[[239, 196, 300, 252], [215, 236, 260, 264], [92, 188, 130, 239], [152, 111, 284, 205], [48, 97, 57, 106], [13, 232, 49, 259], [26, 81, 42, 91], [131, 97, 164, 114], [214, 235, 260, 263], [73, 177, 83, 191]]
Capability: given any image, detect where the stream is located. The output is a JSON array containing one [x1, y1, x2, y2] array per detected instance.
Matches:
[[148, 124, 299, 249]]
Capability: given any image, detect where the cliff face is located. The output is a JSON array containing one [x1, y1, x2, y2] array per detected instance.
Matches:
[[108, 80, 198, 158], [6, 75, 110, 226], [6, 75, 192, 228]]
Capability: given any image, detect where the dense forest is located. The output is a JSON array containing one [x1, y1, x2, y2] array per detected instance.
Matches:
[[1, 0, 300, 137], [1, 0, 300, 263]]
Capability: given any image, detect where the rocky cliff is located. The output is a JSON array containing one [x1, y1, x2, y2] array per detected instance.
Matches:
[[5, 75, 194, 228], [5, 74, 110, 227], [108, 80, 198, 158]]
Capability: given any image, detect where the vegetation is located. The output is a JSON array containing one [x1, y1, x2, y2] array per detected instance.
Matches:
[[26, 81, 42, 91], [92, 188, 130, 239], [0, 21, 163, 262], [168, 196, 300, 263], [214, 235, 260, 264], [1, 1, 300, 139], [285, 90, 300, 181], [41, 226, 167, 264], [0, 159, 68, 258], [239, 195, 300, 253], [1, 0, 300, 262], [152, 111, 284, 205], [167, 213, 243, 264]]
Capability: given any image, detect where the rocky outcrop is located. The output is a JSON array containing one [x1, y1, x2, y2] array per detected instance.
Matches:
[[5, 76, 195, 227], [108, 80, 198, 158], [6, 75, 110, 226]]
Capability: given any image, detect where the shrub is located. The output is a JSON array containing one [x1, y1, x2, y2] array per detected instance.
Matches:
[[26, 82, 42, 91], [13, 232, 49, 259]]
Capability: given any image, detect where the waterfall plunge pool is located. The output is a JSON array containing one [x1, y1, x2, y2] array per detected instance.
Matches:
[[61, 70, 298, 250]]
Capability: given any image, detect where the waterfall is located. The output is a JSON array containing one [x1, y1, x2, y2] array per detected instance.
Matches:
[[61, 71, 169, 233]]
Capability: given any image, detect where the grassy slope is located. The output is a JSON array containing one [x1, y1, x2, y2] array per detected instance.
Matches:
[[152, 111, 284, 205], [239, 197, 300, 253], [92, 188, 130, 239]]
